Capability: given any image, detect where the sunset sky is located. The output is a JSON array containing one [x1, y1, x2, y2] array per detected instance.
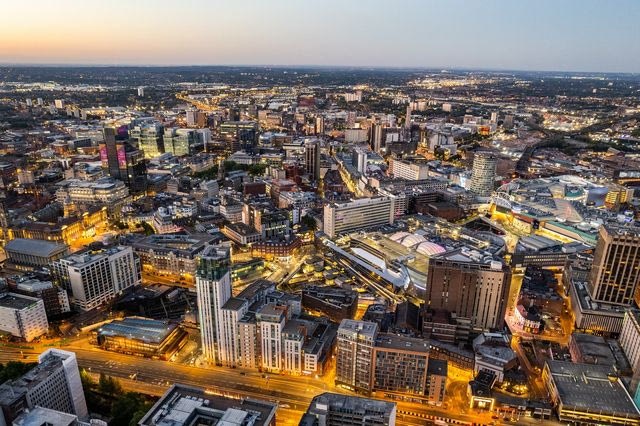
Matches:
[[1, 0, 638, 72]]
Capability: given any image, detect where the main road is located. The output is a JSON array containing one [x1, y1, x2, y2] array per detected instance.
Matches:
[[0, 344, 495, 425]]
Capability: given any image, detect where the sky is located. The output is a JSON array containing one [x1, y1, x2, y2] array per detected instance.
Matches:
[[0, 0, 638, 73]]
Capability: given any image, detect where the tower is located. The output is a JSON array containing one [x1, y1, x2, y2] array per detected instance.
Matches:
[[304, 139, 320, 181], [196, 244, 232, 364], [587, 226, 640, 306], [405, 104, 412, 129], [469, 152, 497, 197]]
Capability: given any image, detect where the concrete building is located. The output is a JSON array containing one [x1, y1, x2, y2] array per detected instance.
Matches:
[[4, 238, 68, 270], [0, 349, 88, 424], [304, 138, 320, 181], [335, 319, 378, 393], [323, 197, 395, 239], [138, 383, 276, 426], [300, 392, 396, 426], [0, 293, 48, 342], [196, 244, 232, 364], [256, 304, 286, 373], [469, 152, 497, 197], [52, 246, 141, 311], [373, 334, 430, 396], [543, 360, 640, 425], [425, 257, 510, 332], [54, 177, 129, 205], [390, 158, 429, 181], [588, 226, 640, 306]]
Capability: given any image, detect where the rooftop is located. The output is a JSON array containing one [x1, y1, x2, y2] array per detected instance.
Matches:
[[96, 317, 178, 344], [0, 292, 41, 310], [5, 238, 68, 258], [546, 360, 640, 417]]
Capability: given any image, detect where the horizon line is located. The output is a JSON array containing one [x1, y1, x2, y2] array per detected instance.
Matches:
[[0, 62, 638, 76]]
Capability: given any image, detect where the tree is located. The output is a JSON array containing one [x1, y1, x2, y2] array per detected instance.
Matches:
[[139, 222, 155, 236], [98, 373, 122, 396], [110, 393, 153, 426], [301, 215, 317, 231]]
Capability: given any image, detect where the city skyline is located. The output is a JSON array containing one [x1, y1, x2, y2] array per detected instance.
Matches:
[[1, 0, 639, 73]]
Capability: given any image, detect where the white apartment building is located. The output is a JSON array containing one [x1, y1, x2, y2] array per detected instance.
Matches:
[[390, 158, 430, 181], [196, 245, 232, 364], [256, 304, 286, 373], [219, 297, 248, 368], [52, 246, 141, 311], [0, 293, 49, 342], [323, 197, 395, 239]]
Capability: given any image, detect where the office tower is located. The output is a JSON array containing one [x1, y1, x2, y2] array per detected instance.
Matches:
[[426, 257, 510, 331], [390, 158, 429, 180], [300, 393, 396, 426], [256, 304, 286, 372], [219, 121, 258, 152], [131, 123, 165, 159], [315, 116, 324, 135], [405, 104, 412, 129], [335, 319, 378, 393], [587, 226, 640, 306], [100, 127, 147, 194], [304, 138, 320, 181], [490, 111, 498, 123], [163, 128, 198, 156], [186, 110, 198, 127], [0, 349, 88, 423], [25, 98, 33, 107], [373, 334, 430, 396], [469, 151, 497, 197], [323, 197, 395, 239], [137, 86, 145, 97], [196, 244, 232, 364], [54, 99, 64, 109], [370, 123, 384, 153], [51, 246, 141, 311], [36, 97, 43, 106], [0, 293, 48, 342]]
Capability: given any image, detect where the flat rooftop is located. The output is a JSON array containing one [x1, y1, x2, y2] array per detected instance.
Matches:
[[5, 238, 67, 257], [338, 319, 378, 339], [96, 317, 178, 344], [375, 333, 429, 353], [547, 360, 640, 416], [139, 383, 276, 426], [0, 292, 40, 310]]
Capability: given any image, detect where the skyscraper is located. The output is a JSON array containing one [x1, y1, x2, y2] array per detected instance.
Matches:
[[130, 123, 165, 159], [196, 244, 232, 364], [469, 151, 497, 197], [588, 226, 640, 306], [100, 127, 147, 194], [304, 138, 320, 181], [370, 123, 384, 154], [405, 104, 412, 129]]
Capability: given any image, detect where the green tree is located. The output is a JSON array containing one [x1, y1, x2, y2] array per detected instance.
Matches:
[[98, 373, 122, 396], [301, 215, 317, 231], [110, 393, 152, 426]]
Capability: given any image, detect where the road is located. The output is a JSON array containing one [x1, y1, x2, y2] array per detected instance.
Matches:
[[1, 344, 499, 425]]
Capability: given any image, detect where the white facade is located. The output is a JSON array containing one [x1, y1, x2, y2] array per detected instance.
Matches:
[[54, 246, 141, 311], [219, 299, 248, 367], [620, 310, 640, 371], [55, 177, 129, 204], [257, 307, 285, 373], [390, 158, 429, 181], [470, 152, 497, 197], [323, 197, 395, 239], [196, 246, 232, 364], [36, 349, 89, 419], [0, 293, 48, 342]]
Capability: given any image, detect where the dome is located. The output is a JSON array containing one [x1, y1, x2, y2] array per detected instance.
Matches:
[[400, 234, 427, 248], [416, 241, 447, 257], [389, 231, 411, 242]]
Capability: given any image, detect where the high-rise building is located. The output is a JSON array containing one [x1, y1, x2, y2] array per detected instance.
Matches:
[[219, 297, 248, 368], [405, 104, 412, 129], [587, 226, 640, 306], [219, 121, 258, 152], [52, 246, 141, 311], [0, 349, 88, 424], [131, 123, 165, 159], [137, 86, 145, 97], [304, 138, 320, 181], [0, 293, 48, 342], [335, 319, 378, 393], [469, 151, 497, 197], [390, 158, 429, 180], [256, 304, 286, 373], [315, 116, 324, 135], [426, 257, 510, 331], [370, 123, 384, 153], [323, 197, 395, 239], [163, 128, 199, 157], [196, 244, 232, 364], [301, 393, 396, 426], [100, 127, 147, 194]]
